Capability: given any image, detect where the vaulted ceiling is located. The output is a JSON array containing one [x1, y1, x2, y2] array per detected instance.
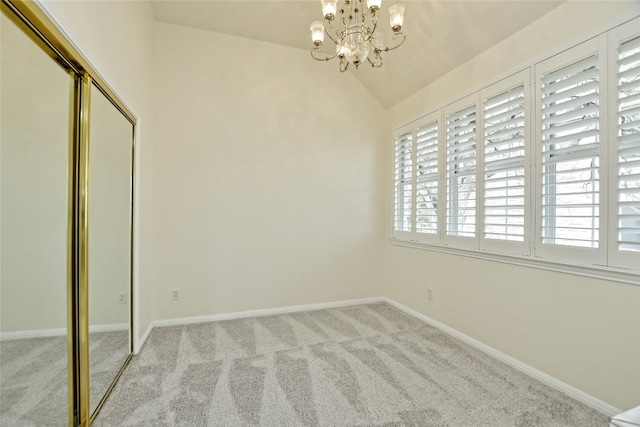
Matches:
[[151, 0, 564, 108]]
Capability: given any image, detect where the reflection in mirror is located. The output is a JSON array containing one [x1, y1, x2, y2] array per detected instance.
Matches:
[[88, 83, 133, 415], [0, 10, 72, 426]]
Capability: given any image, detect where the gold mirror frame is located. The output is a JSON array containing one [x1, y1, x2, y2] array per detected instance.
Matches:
[[1, 1, 136, 426]]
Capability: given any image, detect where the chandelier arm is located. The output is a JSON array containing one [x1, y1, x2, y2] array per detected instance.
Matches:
[[366, 18, 378, 43], [370, 5, 378, 26], [367, 53, 383, 68], [323, 20, 340, 46], [339, 57, 349, 72], [381, 32, 406, 52], [311, 49, 340, 62]]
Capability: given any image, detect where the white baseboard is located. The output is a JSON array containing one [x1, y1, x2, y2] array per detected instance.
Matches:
[[0, 323, 129, 341], [135, 323, 154, 354], [0, 328, 67, 341], [89, 323, 129, 333], [134, 297, 384, 350], [382, 297, 621, 418], [153, 297, 385, 328]]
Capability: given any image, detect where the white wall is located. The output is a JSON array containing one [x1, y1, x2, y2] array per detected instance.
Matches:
[[151, 23, 388, 321], [389, 1, 640, 121], [386, 1, 640, 412], [45, 0, 155, 350]]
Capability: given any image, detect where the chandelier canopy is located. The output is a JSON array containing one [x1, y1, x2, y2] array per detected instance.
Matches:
[[310, 0, 406, 72]]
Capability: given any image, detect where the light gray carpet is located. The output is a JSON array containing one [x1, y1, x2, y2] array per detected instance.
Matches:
[[93, 303, 608, 426], [0, 330, 129, 426]]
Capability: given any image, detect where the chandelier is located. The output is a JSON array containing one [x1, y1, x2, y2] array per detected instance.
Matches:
[[309, 0, 406, 72]]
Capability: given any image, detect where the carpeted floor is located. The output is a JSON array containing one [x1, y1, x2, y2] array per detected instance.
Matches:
[[0, 329, 129, 426], [93, 303, 608, 426]]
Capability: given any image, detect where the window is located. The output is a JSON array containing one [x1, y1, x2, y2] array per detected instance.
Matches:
[[610, 19, 640, 270], [392, 113, 441, 242], [534, 37, 606, 265], [416, 120, 440, 236], [616, 37, 640, 252], [393, 132, 412, 234], [481, 71, 530, 254], [445, 98, 478, 243], [391, 18, 639, 279]]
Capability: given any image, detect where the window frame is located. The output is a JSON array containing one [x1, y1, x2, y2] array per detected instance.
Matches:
[[533, 34, 609, 266], [391, 113, 443, 244], [608, 18, 640, 270], [390, 18, 639, 283], [443, 94, 480, 249], [392, 127, 414, 239], [479, 70, 531, 255], [414, 112, 444, 244]]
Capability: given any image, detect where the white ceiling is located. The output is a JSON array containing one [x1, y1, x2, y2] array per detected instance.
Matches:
[[151, 0, 564, 108]]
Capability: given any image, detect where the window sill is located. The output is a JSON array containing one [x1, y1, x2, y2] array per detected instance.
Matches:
[[390, 238, 640, 286]]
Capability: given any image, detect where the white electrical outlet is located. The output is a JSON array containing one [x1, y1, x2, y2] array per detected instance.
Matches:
[[171, 289, 180, 301], [118, 293, 126, 304], [428, 288, 434, 301]]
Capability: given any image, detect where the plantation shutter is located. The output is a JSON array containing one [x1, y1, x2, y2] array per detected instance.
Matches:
[[616, 35, 640, 254], [540, 54, 601, 249], [483, 85, 526, 242], [415, 121, 439, 234], [446, 102, 477, 239], [394, 132, 413, 233]]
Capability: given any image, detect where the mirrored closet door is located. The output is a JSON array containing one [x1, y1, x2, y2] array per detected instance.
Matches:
[[1, 1, 136, 425], [0, 9, 73, 426], [88, 84, 134, 416]]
